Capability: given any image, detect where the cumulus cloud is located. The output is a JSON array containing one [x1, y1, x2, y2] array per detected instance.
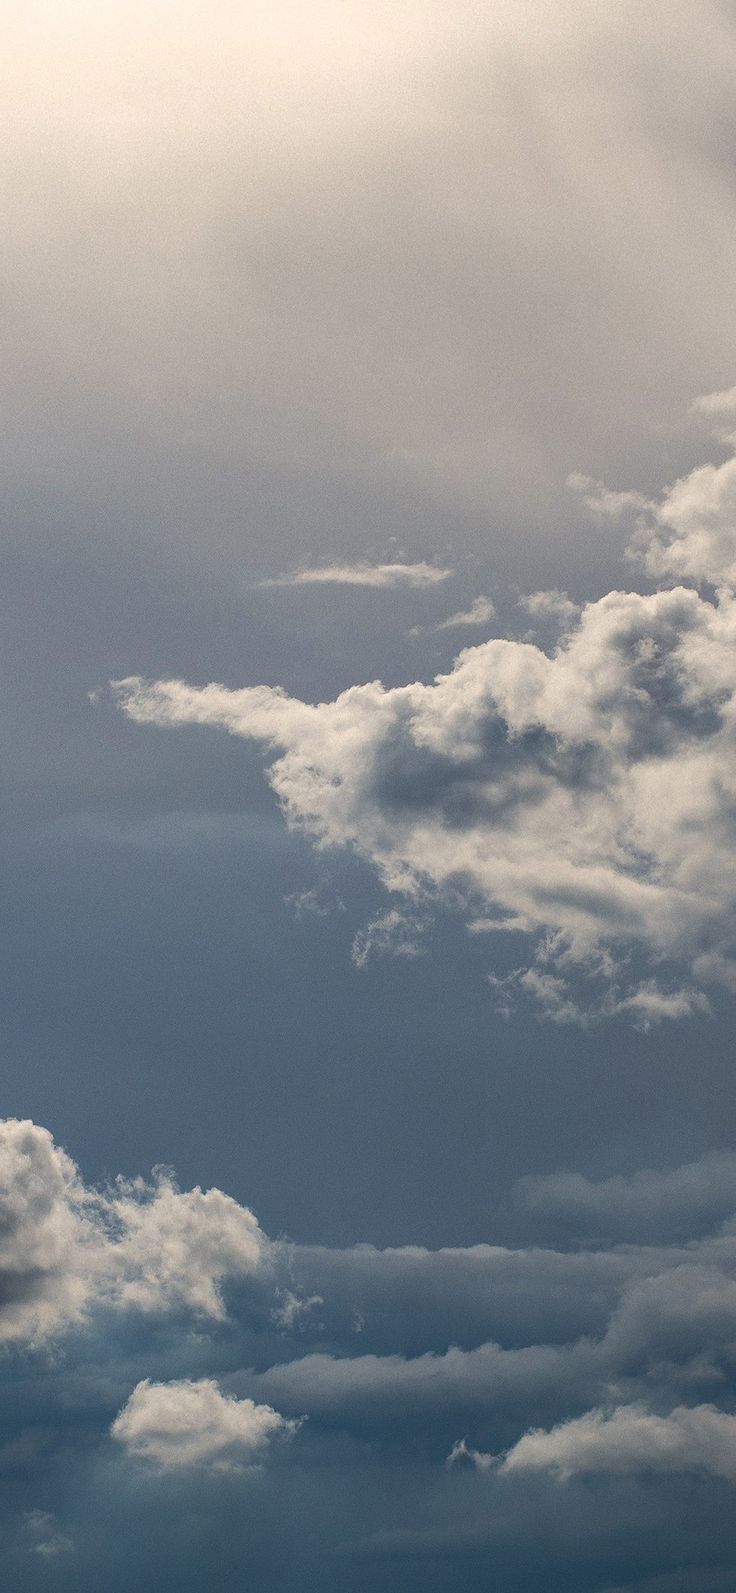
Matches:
[[111, 1379, 296, 1471], [0, 1118, 265, 1345], [584, 401, 736, 591], [11, 1120, 736, 1562], [501, 1403, 736, 1485], [112, 422, 736, 1016], [262, 562, 451, 589]]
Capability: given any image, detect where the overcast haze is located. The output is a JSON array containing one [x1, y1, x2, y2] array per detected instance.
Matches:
[[5, 4, 736, 1589]]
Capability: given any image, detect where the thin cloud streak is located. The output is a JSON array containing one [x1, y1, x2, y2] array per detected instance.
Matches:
[[260, 562, 452, 589]]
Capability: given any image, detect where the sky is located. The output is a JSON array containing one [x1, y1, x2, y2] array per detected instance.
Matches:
[[5, 2, 736, 1588]]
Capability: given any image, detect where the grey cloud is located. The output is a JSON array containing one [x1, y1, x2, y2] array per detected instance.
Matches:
[[515, 1151, 736, 1245]]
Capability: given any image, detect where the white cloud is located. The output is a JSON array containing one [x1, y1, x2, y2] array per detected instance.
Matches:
[[111, 436, 736, 1015], [0, 1118, 101, 1344], [102, 1173, 264, 1320], [111, 1378, 297, 1471], [575, 413, 736, 592], [351, 908, 427, 968], [692, 387, 736, 448], [435, 596, 496, 630], [0, 1118, 266, 1345], [501, 1403, 736, 1485], [262, 562, 452, 589], [519, 589, 580, 623]]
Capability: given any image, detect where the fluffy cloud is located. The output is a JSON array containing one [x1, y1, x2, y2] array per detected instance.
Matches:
[[9, 1124, 736, 1583], [112, 429, 736, 1015], [501, 1403, 736, 1485], [0, 1118, 103, 1344], [111, 1378, 296, 1471], [0, 1118, 265, 1344]]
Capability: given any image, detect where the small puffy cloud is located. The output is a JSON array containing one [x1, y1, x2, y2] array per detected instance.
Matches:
[[519, 588, 580, 623], [111, 1378, 297, 1471], [435, 596, 496, 630], [501, 1403, 736, 1485], [0, 1118, 266, 1346], [261, 562, 452, 589], [351, 908, 427, 968]]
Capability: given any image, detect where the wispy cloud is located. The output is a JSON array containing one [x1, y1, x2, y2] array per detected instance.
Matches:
[[435, 596, 495, 630], [261, 562, 452, 589]]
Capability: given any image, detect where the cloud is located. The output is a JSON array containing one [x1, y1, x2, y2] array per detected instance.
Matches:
[[261, 563, 452, 589], [111, 423, 736, 1017], [111, 1378, 297, 1471], [0, 1118, 265, 1345], [514, 1150, 736, 1245], [519, 590, 580, 623], [435, 596, 496, 630], [10, 1122, 736, 1586], [102, 1173, 265, 1320], [0, 1118, 103, 1344], [351, 908, 427, 968], [579, 408, 736, 591], [567, 472, 653, 520], [23, 1511, 74, 1559], [692, 387, 736, 448], [446, 1437, 494, 1471], [501, 1403, 736, 1485]]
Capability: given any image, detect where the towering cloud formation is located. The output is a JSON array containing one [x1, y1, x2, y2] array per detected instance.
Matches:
[[113, 409, 736, 1019]]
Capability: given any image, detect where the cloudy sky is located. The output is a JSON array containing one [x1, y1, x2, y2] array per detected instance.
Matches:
[[5, 2, 736, 1587]]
